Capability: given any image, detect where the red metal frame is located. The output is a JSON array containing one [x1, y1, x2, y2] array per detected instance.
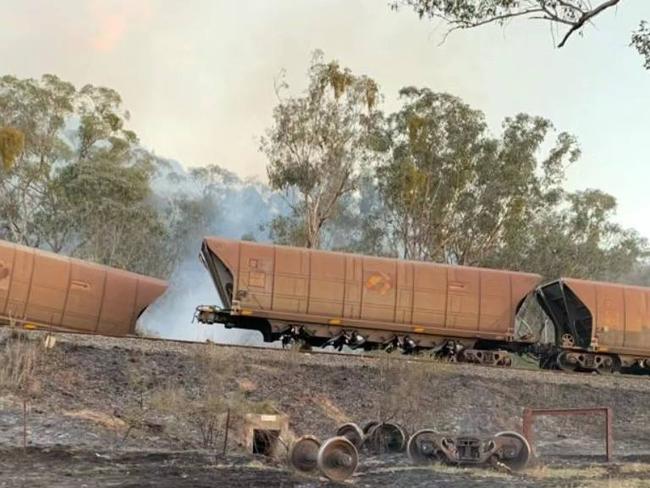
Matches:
[[522, 407, 613, 462]]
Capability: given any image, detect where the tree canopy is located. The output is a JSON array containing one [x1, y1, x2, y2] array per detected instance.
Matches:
[[394, 1, 650, 70], [262, 50, 382, 249], [0, 75, 173, 276], [262, 56, 647, 281], [0, 65, 646, 285], [377, 87, 581, 266]]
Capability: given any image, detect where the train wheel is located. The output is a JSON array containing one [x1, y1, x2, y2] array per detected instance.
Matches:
[[556, 351, 578, 372], [288, 435, 321, 474], [362, 421, 378, 435], [407, 429, 441, 465], [317, 437, 359, 482], [336, 422, 365, 449], [597, 355, 621, 375], [365, 422, 408, 454], [493, 431, 531, 472]]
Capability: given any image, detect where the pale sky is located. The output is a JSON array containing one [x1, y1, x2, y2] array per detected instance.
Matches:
[[3, 0, 650, 236]]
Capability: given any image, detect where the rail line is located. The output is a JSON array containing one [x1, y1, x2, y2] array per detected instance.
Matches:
[[6, 323, 646, 379], [27, 326, 637, 380]]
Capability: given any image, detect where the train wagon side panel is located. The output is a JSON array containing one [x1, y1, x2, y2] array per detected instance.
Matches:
[[307, 250, 345, 317], [26, 251, 71, 327], [595, 283, 625, 349], [0, 239, 168, 336], [60, 261, 106, 331], [343, 254, 363, 320], [239, 241, 275, 310], [0, 241, 17, 318], [623, 287, 647, 350], [361, 256, 397, 323], [559, 278, 650, 355], [96, 271, 139, 336], [272, 245, 309, 314], [202, 237, 541, 342], [3, 243, 35, 320], [478, 270, 510, 334], [446, 267, 480, 331], [412, 262, 447, 329]]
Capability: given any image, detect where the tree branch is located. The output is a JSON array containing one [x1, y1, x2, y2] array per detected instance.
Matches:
[[557, 0, 621, 48]]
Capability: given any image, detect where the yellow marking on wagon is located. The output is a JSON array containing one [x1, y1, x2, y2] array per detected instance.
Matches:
[[413, 326, 425, 333], [240, 309, 253, 316], [329, 319, 342, 325]]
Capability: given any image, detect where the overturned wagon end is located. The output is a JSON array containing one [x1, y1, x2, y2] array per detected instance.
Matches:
[[0, 239, 168, 337]]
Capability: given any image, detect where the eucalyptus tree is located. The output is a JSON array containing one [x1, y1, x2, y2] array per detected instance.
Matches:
[[376, 86, 645, 279], [377, 87, 580, 265], [262, 50, 383, 249], [0, 74, 172, 277]]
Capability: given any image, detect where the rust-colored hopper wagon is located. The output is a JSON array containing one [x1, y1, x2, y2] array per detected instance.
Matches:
[[196, 237, 541, 364], [533, 278, 650, 373], [0, 239, 168, 336]]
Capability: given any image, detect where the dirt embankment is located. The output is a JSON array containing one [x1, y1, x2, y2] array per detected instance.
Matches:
[[2, 330, 650, 487]]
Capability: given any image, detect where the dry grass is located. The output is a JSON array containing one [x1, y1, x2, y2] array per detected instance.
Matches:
[[521, 464, 650, 488], [146, 343, 277, 450], [578, 480, 650, 488], [63, 409, 127, 430], [373, 352, 443, 433], [525, 465, 608, 480], [0, 329, 41, 396], [0, 328, 49, 447], [312, 394, 350, 425], [618, 463, 650, 474]]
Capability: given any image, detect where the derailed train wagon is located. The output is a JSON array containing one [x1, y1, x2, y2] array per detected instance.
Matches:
[[533, 277, 650, 373], [196, 237, 541, 363], [0, 239, 168, 336]]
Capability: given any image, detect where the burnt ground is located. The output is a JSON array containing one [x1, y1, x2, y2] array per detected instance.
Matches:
[[2, 329, 650, 487]]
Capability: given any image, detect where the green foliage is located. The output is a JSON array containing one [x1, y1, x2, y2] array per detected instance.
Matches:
[[266, 212, 307, 247], [324, 170, 389, 255], [377, 87, 581, 267], [487, 189, 647, 280], [0, 65, 644, 286], [0, 127, 24, 170], [394, 1, 647, 68], [261, 53, 645, 282], [262, 50, 383, 248], [631, 21, 650, 70], [0, 75, 174, 277]]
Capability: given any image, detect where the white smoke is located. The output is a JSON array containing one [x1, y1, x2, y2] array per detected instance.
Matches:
[[137, 155, 288, 344]]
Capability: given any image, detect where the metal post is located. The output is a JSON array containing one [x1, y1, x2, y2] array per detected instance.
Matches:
[[522, 408, 534, 455], [223, 408, 231, 456], [605, 407, 613, 462]]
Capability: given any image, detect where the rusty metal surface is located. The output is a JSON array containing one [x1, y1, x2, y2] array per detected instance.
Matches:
[[202, 237, 541, 341], [288, 435, 321, 473], [406, 430, 531, 471], [0, 239, 168, 336], [522, 407, 613, 462], [559, 278, 650, 354], [317, 436, 359, 482]]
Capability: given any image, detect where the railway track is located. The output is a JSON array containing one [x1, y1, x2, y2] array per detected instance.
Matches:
[[6, 323, 646, 379], [26, 327, 628, 380]]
